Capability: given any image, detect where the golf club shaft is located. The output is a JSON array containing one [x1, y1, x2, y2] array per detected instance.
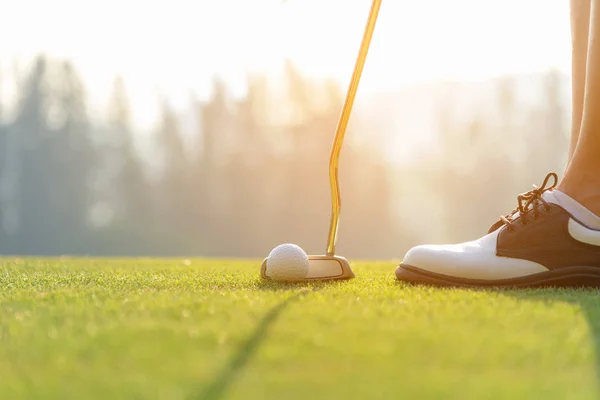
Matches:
[[326, 0, 382, 256]]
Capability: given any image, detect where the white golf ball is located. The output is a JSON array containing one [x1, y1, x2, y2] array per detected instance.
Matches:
[[266, 243, 309, 281]]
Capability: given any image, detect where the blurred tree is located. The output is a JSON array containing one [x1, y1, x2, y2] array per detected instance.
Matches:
[[284, 59, 313, 126], [0, 66, 3, 119], [102, 76, 155, 251], [275, 76, 332, 254], [430, 87, 518, 243], [239, 74, 269, 151], [222, 74, 272, 256], [324, 78, 343, 113], [44, 61, 96, 251], [425, 73, 571, 245], [524, 69, 568, 179], [340, 145, 401, 258], [155, 97, 197, 253], [9, 56, 53, 253], [3, 58, 97, 254], [0, 67, 6, 245], [195, 77, 233, 255], [497, 76, 517, 131]]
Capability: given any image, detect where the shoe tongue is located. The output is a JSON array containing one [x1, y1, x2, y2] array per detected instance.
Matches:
[[541, 190, 561, 205]]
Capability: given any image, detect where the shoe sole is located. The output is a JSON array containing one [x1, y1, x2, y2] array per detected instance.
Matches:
[[395, 264, 600, 288]]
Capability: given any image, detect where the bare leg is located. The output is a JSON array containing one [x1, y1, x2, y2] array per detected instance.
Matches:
[[560, 0, 600, 214], [568, 0, 591, 162]]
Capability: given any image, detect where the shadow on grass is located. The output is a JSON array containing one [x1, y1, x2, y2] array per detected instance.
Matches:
[[255, 279, 345, 292], [499, 288, 600, 389], [399, 281, 600, 392], [194, 289, 313, 400]]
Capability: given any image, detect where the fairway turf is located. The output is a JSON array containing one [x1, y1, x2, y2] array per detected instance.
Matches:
[[1, 258, 599, 399]]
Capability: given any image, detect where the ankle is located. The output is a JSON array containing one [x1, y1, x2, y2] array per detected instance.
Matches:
[[558, 170, 600, 217]]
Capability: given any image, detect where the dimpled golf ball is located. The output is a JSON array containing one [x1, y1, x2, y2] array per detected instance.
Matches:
[[266, 243, 309, 281]]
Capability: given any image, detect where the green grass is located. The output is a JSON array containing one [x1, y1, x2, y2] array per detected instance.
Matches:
[[1, 258, 599, 399]]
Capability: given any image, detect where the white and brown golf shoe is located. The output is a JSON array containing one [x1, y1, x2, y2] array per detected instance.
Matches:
[[396, 173, 600, 288]]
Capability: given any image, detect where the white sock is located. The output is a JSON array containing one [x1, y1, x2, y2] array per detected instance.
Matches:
[[542, 190, 600, 230]]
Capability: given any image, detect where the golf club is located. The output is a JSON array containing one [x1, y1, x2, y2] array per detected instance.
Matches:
[[261, 0, 382, 281]]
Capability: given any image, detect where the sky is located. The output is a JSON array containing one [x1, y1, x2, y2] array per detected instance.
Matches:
[[0, 0, 571, 130]]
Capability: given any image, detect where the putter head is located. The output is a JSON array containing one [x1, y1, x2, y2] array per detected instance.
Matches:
[[260, 254, 355, 282]]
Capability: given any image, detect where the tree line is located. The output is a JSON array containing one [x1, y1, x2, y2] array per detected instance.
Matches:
[[0, 56, 568, 258]]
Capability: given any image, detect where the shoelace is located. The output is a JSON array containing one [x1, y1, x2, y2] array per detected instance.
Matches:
[[488, 172, 558, 233]]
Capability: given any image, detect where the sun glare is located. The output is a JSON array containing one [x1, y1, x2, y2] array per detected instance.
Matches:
[[1, 0, 570, 130]]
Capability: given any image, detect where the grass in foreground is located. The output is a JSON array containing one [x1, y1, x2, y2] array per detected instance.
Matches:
[[0, 258, 599, 399]]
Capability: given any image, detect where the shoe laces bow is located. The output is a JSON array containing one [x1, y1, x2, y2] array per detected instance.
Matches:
[[488, 172, 558, 233]]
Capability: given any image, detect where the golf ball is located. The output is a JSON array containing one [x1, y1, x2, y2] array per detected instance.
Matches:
[[266, 243, 309, 281]]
